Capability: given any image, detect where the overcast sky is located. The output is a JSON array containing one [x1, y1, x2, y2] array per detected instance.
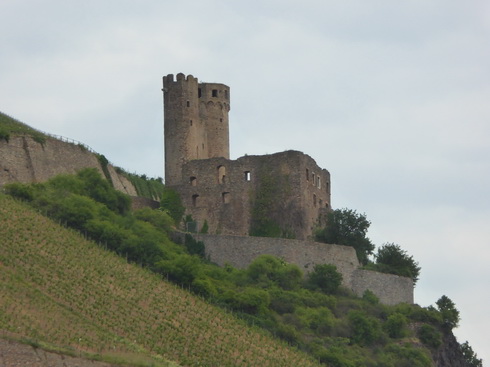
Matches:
[[1, 0, 489, 362]]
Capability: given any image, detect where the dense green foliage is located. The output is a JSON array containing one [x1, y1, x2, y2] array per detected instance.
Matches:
[[315, 208, 374, 264], [160, 186, 185, 226], [3, 171, 480, 366], [436, 295, 460, 330], [460, 341, 483, 367], [367, 243, 421, 284], [305, 264, 343, 294]]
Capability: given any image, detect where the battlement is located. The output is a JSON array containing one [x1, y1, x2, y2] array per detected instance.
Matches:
[[162, 73, 197, 86]]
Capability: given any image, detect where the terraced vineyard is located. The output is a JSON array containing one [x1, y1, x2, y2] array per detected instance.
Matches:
[[0, 194, 321, 367]]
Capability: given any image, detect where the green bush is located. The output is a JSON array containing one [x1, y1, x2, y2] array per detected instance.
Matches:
[[305, 264, 342, 294], [160, 187, 185, 226], [383, 313, 408, 339], [418, 324, 442, 349], [348, 310, 383, 346], [246, 255, 303, 290]]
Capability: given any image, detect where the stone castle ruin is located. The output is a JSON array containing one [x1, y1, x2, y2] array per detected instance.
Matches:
[[163, 73, 413, 305], [163, 73, 330, 240]]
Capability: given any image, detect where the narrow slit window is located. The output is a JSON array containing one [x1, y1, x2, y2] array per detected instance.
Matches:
[[313, 194, 317, 207], [244, 171, 251, 181], [190, 120, 193, 126], [217, 165, 226, 184], [192, 194, 199, 207], [198, 88, 202, 98], [224, 90, 229, 99], [186, 100, 190, 107], [222, 192, 230, 204], [306, 168, 309, 181]]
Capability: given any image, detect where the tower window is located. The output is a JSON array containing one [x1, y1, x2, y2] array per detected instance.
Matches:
[[190, 120, 193, 126], [244, 171, 251, 181], [317, 177, 321, 189], [313, 194, 317, 207], [306, 168, 309, 181], [190, 177, 197, 186], [186, 100, 190, 107], [212, 89, 218, 97], [217, 165, 226, 184], [198, 88, 202, 98], [224, 90, 229, 99], [192, 194, 199, 207], [220, 118, 223, 122], [222, 192, 230, 204]]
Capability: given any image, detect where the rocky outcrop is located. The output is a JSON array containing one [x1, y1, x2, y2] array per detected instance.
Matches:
[[433, 331, 471, 367]]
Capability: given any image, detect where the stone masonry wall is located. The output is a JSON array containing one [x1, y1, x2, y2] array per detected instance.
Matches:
[[351, 269, 414, 305], [0, 135, 137, 197], [173, 150, 330, 240], [179, 233, 414, 305]]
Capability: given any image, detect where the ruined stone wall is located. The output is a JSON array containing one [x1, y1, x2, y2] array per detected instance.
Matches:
[[178, 233, 413, 305], [351, 269, 414, 305], [186, 233, 360, 288], [173, 150, 330, 240], [0, 135, 137, 196]]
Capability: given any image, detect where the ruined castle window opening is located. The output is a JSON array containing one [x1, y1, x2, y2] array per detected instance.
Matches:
[[192, 194, 199, 207], [244, 171, 251, 181], [326, 182, 330, 193], [186, 100, 190, 107], [217, 165, 226, 184], [311, 172, 315, 184], [224, 90, 228, 99], [212, 89, 218, 97], [190, 120, 193, 126], [190, 176, 197, 186], [198, 88, 202, 98], [306, 168, 309, 181], [220, 118, 223, 122], [317, 177, 321, 189], [313, 194, 317, 207], [222, 192, 230, 204]]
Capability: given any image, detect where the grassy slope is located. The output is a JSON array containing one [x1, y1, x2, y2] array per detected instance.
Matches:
[[0, 194, 321, 367]]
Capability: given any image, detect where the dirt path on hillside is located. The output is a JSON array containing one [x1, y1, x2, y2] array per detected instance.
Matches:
[[0, 338, 121, 367]]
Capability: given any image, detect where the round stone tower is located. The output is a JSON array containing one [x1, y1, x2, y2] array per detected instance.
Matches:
[[162, 73, 230, 186], [199, 83, 230, 159]]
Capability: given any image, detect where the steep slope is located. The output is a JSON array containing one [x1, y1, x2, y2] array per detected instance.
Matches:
[[0, 194, 321, 367], [0, 112, 141, 198]]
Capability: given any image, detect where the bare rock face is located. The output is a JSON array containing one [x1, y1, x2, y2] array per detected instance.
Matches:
[[433, 331, 471, 367]]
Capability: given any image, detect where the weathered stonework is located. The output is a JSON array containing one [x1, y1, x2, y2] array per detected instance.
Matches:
[[174, 232, 412, 305], [165, 73, 414, 305], [164, 73, 330, 240], [0, 135, 137, 197]]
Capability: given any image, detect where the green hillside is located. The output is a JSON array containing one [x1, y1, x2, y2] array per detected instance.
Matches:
[[0, 193, 321, 367], [0, 111, 46, 144]]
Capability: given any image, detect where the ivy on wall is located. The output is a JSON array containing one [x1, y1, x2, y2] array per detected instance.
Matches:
[[249, 166, 294, 238]]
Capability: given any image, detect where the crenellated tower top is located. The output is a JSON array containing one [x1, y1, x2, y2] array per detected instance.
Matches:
[[163, 73, 230, 185]]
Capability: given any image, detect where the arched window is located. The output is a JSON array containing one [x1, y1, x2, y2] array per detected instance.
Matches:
[[217, 165, 226, 184], [190, 177, 197, 186]]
